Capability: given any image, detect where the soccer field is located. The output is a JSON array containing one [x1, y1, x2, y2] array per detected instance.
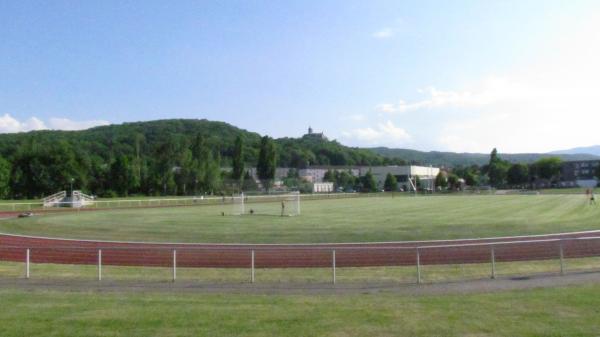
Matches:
[[1, 194, 598, 243]]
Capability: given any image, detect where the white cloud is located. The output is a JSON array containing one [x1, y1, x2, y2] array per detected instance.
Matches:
[[344, 114, 366, 122], [48, 118, 110, 131], [376, 83, 501, 114], [0, 114, 48, 133], [375, 13, 600, 153], [0, 114, 110, 133], [372, 28, 394, 39], [342, 120, 411, 146]]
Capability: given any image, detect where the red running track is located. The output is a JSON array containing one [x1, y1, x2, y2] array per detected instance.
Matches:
[[2, 231, 600, 268]]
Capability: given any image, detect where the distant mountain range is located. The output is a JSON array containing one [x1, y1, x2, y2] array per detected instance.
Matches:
[[369, 147, 600, 167], [550, 145, 600, 157]]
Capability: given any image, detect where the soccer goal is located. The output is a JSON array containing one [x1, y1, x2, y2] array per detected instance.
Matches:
[[232, 192, 300, 216]]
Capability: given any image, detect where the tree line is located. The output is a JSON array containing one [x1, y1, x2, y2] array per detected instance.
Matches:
[[0, 119, 405, 199], [440, 149, 575, 190]]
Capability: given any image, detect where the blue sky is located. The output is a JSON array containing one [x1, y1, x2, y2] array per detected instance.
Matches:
[[1, 0, 599, 153]]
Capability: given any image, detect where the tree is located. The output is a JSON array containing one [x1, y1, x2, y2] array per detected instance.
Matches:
[[110, 155, 134, 196], [507, 163, 529, 187], [534, 157, 562, 182], [323, 169, 335, 183], [241, 171, 259, 191], [256, 136, 276, 191], [231, 135, 244, 184], [487, 148, 510, 187], [360, 170, 378, 192], [415, 176, 422, 190], [447, 174, 459, 190], [383, 173, 398, 192], [435, 171, 448, 190], [0, 156, 10, 199]]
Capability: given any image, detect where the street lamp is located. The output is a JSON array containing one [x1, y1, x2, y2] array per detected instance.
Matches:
[[70, 178, 75, 196]]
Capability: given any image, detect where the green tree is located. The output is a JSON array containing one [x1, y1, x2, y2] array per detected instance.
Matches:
[[231, 135, 244, 184], [110, 155, 133, 196], [383, 173, 398, 192], [487, 148, 510, 187], [360, 170, 378, 192], [0, 156, 10, 199], [415, 176, 422, 190], [257, 136, 276, 191], [534, 157, 563, 182], [435, 171, 448, 190], [447, 173, 459, 190], [323, 170, 335, 183], [507, 163, 530, 187], [242, 170, 259, 191]]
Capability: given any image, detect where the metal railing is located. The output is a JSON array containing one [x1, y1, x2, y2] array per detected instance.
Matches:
[[2, 236, 600, 284]]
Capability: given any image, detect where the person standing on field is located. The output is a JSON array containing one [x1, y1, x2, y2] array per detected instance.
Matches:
[[281, 201, 285, 217], [591, 190, 596, 205]]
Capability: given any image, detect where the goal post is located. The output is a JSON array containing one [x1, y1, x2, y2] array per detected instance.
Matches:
[[232, 192, 300, 216]]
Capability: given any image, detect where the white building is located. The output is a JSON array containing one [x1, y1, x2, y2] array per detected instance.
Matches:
[[358, 166, 440, 191], [313, 182, 334, 193]]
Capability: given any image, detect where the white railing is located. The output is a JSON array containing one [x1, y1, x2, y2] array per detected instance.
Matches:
[[42, 191, 66, 207]]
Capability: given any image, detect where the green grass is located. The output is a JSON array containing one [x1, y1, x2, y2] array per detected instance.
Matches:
[[0, 284, 600, 336], [1, 194, 599, 243], [2, 255, 600, 284]]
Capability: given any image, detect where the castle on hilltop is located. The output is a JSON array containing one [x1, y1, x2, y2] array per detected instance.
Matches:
[[303, 126, 328, 140]]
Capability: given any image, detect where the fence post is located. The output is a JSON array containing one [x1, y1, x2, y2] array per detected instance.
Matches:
[[25, 248, 30, 279], [416, 248, 421, 284], [172, 249, 177, 282], [251, 250, 255, 283], [332, 250, 336, 285], [490, 246, 496, 279], [97, 249, 102, 281], [559, 241, 565, 275]]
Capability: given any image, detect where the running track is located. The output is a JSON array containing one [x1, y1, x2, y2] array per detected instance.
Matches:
[[1, 230, 600, 268]]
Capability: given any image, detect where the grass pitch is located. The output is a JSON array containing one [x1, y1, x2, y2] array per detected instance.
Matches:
[[1, 194, 598, 243], [1, 284, 600, 337], [1, 194, 599, 336]]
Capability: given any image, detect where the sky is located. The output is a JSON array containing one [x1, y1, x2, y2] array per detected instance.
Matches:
[[1, 0, 599, 153]]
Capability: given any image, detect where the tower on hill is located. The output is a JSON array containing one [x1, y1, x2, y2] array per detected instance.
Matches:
[[303, 126, 327, 140]]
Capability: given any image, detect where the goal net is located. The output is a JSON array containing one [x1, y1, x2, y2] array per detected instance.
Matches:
[[232, 192, 300, 216]]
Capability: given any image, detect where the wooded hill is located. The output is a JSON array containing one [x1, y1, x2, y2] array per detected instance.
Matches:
[[0, 119, 401, 198], [370, 147, 599, 167]]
